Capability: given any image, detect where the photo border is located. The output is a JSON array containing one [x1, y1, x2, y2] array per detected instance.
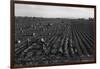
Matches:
[[10, 0, 96, 68]]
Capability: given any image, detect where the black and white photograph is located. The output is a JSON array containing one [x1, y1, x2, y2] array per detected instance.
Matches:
[[11, 1, 96, 68]]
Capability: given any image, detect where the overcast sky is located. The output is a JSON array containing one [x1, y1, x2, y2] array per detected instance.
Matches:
[[15, 4, 94, 19]]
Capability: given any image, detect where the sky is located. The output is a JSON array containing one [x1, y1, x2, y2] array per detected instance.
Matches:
[[15, 4, 94, 19]]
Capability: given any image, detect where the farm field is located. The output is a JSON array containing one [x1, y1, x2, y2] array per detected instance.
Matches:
[[14, 17, 95, 66]]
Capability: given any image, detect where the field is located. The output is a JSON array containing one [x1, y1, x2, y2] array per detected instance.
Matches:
[[14, 17, 95, 66]]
